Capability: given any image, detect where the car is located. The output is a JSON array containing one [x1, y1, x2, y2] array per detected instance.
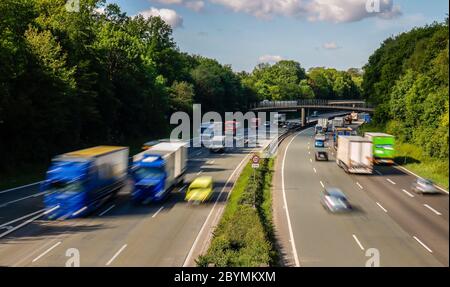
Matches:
[[320, 188, 352, 213], [412, 178, 439, 194], [208, 136, 226, 153], [263, 121, 271, 128], [315, 151, 328, 161], [185, 176, 214, 204]]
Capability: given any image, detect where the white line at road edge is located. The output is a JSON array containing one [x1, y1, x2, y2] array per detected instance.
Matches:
[[394, 164, 449, 194], [352, 234, 365, 251], [413, 236, 433, 253], [281, 130, 310, 267], [0, 208, 46, 229], [182, 150, 254, 267], [0, 191, 47, 208], [106, 244, 128, 266], [0, 206, 59, 239], [402, 189, 415, 198], [0, 181, 44, 194], [423, 204, 442, 216], [152, 206, 164, 218], [376, 202, 388, 213], [32, 241, 61, 263]]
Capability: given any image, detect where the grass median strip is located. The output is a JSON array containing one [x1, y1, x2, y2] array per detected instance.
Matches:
[[196, 158, 278, 267]]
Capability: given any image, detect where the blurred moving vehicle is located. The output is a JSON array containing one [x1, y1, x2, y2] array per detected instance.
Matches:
[[336, 136, 373, 174], [42, 146, 129, 219], [364, 132, 395, 165], [209, 135, 226, 153], [315, 151, 329, 161], [314, 134, 326, 148], [185, 176, 214, 204], [225, 120, 239, 136], [131, 142, 187, 203], [412, 178, 439, 195], [321, 188, 352, 213], [263, 121, 271, 128]]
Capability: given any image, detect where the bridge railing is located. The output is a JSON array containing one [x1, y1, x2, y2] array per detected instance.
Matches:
[[252, 99, 373, 109]]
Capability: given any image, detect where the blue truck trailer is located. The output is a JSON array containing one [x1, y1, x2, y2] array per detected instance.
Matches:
[[42, 146, 129, 219], [131, 142, 188, 204]]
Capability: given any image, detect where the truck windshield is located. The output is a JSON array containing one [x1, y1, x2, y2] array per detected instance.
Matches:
[[134, 167, 164, 180], [49, 181, 83, 193], [376, 144, 394, 150]]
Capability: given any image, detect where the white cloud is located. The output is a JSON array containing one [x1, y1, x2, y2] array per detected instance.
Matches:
[[208, 0, 401, 23], [153, 0, 205, 12], [258, 54, 284, 63], [322, 41, 340, 49], [138, 7, 184, 28]]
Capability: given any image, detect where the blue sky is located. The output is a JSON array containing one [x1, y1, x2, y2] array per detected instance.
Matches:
[[105, 0, 448, 72]]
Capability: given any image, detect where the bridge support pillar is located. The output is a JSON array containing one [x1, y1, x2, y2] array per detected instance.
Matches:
[[300, 108, 306, 127]]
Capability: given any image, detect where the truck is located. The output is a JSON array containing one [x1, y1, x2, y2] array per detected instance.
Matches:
[[333, 127, 353, 147], [332, 117, 344, 129], [42, 146, 129, 219], [315, 124, 323, 134], [131, 142, 187, 203], [317, 118, 329, 132], [364, 133, 395, 165], [351, 112, 358, 121], [314, 134, 326, 148], [336, 136, 373, 174], [344, 114, 352, 125], [359, 113, 371, 123]]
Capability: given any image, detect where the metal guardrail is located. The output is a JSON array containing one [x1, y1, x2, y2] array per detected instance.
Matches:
[[251, 100, 373, 110]]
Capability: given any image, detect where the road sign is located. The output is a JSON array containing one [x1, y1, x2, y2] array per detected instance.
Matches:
[[251, 154, 260, 169]]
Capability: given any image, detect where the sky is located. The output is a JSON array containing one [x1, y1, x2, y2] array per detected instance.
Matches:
[[104, 0, 449, 72]]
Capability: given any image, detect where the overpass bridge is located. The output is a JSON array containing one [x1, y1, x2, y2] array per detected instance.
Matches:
[[250, 99, 374, 126]]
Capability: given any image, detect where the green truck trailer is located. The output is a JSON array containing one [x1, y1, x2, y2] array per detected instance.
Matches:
[[364, 132, 395, 165]]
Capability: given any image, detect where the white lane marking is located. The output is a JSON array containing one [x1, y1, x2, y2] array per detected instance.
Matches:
[[0, 181, 44, 194], [413, 236, 433, 253], [402, 189, 415, 198], [106, 244, 128, 266], [423, 204, 442, 216], [308, 151, 311, 155], [196, 171, 203, 176], [0, 191, 47, 208], [356, 182, 363, 190], [313, 168, 317, 173], [179, 185, 188, 193], [374, 170, 382, 176], [0, 206, 59, 239], [183, 149, 254, 267], [352, 234, 365, 251], [71, 206, 87, 217], [395, 165, 449, 194], [99, 204, 116, 217], [207, 160, 215, 164], [376, 202, 388, 213], [309, 158, 312, 163], [152, 206, 164, 218], [281, 130, 308, 267], [0, 208, 46, 229], [386, 178, 396, 185], [32, 241, 61, 263], [319, 181, 325, 188]]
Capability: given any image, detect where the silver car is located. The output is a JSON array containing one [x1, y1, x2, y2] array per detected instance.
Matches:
[[412, 178, 439, 194], [321, 188, 352, 213]]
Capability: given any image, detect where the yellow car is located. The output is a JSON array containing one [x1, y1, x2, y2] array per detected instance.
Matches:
[[185, 176, 214, 204]]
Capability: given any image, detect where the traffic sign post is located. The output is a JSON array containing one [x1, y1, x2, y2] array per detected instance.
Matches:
[[251, 154, 260, 169]]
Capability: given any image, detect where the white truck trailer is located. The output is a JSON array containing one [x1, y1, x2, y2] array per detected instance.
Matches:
[[336, 136, 373, 174]]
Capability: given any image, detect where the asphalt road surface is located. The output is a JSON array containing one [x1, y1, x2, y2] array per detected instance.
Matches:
[[274, 126, 448, 267]]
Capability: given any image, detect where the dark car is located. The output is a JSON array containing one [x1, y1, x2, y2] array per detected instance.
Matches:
[[320, 188, 352, 213], [315, 151, 328, 161]]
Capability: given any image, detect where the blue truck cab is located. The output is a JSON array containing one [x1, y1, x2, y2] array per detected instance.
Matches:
[[131, 142, 187, 204], [41, 146, 129, 219], [314, 134, 326, 148]]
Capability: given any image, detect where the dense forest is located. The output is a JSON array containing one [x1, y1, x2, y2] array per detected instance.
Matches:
[[0, 0, 362, 173], [362, 19, 449, 162]]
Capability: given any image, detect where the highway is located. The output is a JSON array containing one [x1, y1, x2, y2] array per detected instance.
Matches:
[[273, 125, 448, 267], [0, 134, 278, 266]]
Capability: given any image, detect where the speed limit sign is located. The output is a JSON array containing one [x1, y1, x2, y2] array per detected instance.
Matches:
[[251, 154, 260, 168]]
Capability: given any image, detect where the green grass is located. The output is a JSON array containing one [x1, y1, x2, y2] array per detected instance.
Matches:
[[395, 143, 449, 190], [196, 158, 277, 267], [358, 123, 449, 190]]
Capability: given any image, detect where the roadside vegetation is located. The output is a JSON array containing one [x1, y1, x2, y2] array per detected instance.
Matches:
[[196, 158, 278, 267], [361, 18, 449, 189]]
